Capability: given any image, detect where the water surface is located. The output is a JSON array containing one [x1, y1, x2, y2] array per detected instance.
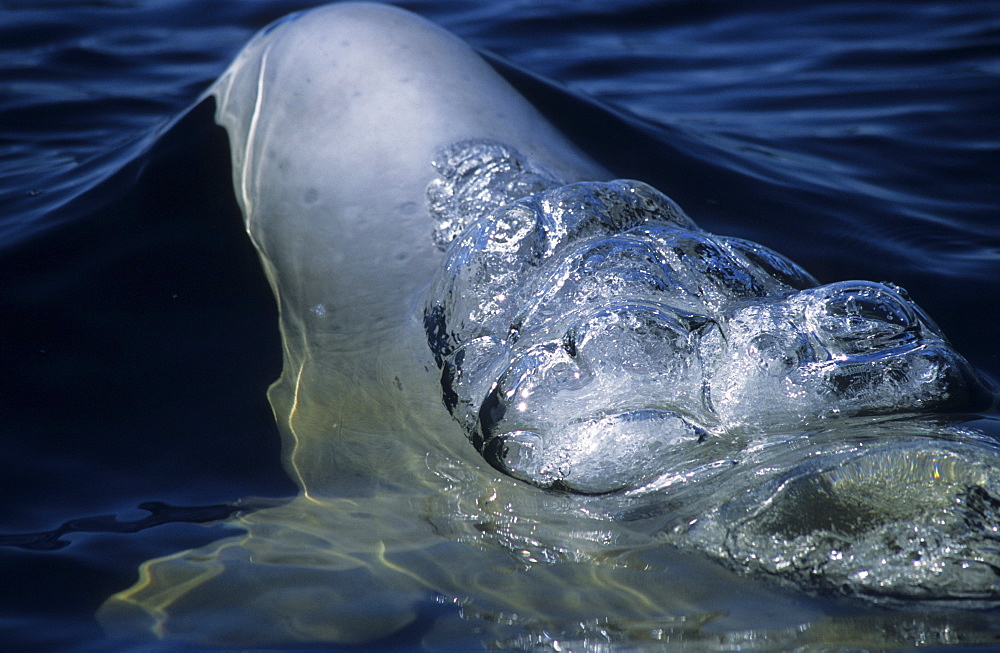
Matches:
[[1, 1, 999, 650]]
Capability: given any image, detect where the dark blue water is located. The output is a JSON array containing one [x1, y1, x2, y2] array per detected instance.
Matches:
[[1, 0, 998, 650]]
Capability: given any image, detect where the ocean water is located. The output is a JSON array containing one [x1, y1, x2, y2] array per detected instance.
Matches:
[[1, 0, 999, 651]]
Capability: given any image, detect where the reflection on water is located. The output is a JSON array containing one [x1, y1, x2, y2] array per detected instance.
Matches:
[[100, 418, 1000, 649]]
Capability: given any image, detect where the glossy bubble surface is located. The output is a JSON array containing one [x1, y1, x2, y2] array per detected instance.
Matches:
[[425, 140, 984, 494]]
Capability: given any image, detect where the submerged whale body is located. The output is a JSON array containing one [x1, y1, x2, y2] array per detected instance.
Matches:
[[99, 2, 1000, 646]]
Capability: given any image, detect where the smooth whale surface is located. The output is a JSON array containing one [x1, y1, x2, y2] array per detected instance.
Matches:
[[97, 3, 1000, 649]]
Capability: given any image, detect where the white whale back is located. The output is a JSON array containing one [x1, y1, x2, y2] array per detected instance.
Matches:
[[211, 2, 605, 346], [207, 2, 608, 494]]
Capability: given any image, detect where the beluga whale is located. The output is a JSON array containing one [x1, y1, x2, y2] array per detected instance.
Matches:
[[100, 2, 1000, 648]]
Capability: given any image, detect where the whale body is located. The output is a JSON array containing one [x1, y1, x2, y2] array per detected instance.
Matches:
[[99, 3, 1000, 647]]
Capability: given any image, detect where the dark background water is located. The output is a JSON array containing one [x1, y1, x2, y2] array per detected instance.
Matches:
[[1, 0, 998, 650]]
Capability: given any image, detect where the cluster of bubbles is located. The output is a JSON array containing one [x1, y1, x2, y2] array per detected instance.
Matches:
[[423, 140, 980, 495]]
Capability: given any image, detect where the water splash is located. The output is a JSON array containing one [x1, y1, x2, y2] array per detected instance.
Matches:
[[425, 140, 988, 497]]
